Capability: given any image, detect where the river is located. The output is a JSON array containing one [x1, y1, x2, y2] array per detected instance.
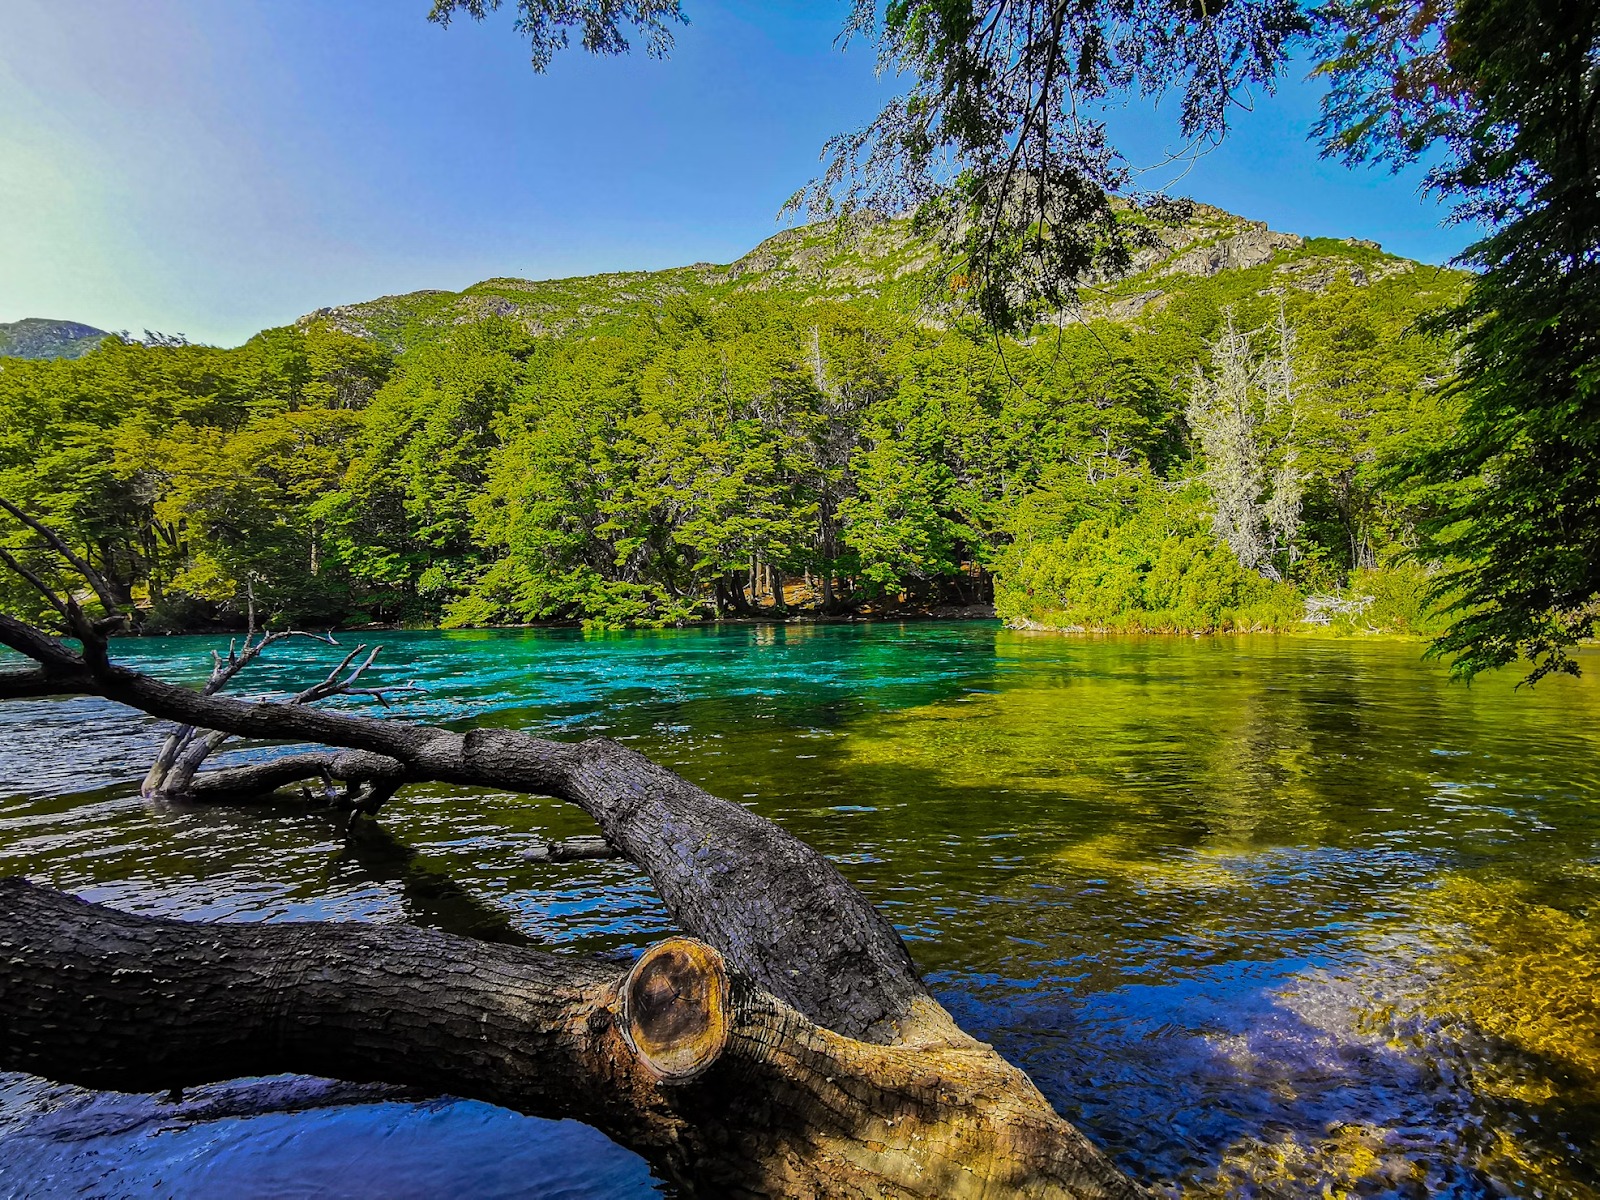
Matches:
[[1, 623, 1597, 1198]]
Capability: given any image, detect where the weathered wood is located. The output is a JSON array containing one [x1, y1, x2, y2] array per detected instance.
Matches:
[[621, 938, 731, 1081], [0, 613, 924, 1045], [523, 834, 623, 863], [184, 750, 410, 801], [141, 626, 410, 801], [0, 880, 1146, 1198]]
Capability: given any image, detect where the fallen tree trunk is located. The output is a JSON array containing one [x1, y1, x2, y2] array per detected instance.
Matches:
[[0, 614, 926, 1045], [0, 607, 1149, 1197], [0, 881, 1142, 1198]]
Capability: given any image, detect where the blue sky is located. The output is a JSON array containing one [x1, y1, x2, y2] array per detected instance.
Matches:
[[1, 1, 1468, 347]]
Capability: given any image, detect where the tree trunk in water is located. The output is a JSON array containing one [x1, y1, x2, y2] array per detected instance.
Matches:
[[0, 881, 1142, 1198], [0, 611, 1149, 1197]]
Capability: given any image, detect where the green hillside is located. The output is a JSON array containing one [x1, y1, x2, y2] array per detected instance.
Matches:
[[0, 318, 109, 360], [0, 207, 1468, 635], [301, 206, 1439, 349]]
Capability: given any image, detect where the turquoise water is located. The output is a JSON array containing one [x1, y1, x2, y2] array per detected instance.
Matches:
[[2, 623, 1598, 1198]]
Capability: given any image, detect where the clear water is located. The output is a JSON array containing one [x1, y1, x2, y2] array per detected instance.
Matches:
[[2, 623, 1598, 1199]]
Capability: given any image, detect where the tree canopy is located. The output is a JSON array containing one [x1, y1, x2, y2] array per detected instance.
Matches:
[[2, 0, 1592, 679], [0, 218, 1464, 637], [426, 0, 686, 69]]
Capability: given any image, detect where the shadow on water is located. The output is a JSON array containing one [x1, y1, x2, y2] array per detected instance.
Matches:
[[323, 817, 539, 947], [3, 624, 1600, 1197]]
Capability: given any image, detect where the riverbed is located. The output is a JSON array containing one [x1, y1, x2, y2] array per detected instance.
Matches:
[[2, 624, 1597, 1198]]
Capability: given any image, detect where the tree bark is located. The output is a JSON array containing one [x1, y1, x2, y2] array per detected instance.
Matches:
[[0, 881, 1143, 1199]]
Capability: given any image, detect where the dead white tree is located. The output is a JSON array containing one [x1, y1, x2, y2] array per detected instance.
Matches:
[[1186, 307, 1304, 582]]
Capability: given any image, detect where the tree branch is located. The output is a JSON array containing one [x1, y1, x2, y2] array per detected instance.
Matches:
[[0, 496, 124, 619], [291, 643, 419, 707], [208, 628, 336, 696], [182, 751, 410, 803], [0, 534, 1150, 1192], [0, 622, 923, 1043], [0, 546, 70, 619], [0, 666, 67, 700], [0, 613, 84, 672], [141, 627, 412, 802]]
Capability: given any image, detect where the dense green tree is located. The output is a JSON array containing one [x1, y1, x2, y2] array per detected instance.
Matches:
[[995, 479, 1303, 632], [0, 325, 393, 628], [314, 320, 530, 619], [425, 0, 1600, 673], [1318, 0, 1600, 681]]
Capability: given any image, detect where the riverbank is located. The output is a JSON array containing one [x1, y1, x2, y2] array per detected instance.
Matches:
[[117, 602, 1004, 637], [1001, 615, 1435, 642], [107, 607, 1449, 644]]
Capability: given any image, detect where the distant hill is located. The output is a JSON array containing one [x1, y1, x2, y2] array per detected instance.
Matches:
[[0, 210, 1436, 363], [296, 205, 1435, 349], [0, 318, 109, 360]]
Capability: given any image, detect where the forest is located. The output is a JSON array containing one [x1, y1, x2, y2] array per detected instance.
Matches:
[[0, 212, 1465, 638]]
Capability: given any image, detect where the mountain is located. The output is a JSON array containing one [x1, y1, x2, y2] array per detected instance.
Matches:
[[0, 318, 109, 361], [297, 205, 1441, 348], [0, 207, 1443, 361]]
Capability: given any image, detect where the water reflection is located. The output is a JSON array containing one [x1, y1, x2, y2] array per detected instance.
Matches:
[[2, 625, 1598, 1197]]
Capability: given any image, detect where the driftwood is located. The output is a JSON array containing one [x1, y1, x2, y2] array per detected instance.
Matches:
[[142, 585, 418, 803], [522, 834, 624, 862], [0, 521, 1148, 1197]]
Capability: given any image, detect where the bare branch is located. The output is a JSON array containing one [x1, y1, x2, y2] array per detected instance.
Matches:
[[148, 644, 407, 801], [0, 496, 124, 618], [290, 644, 420, 708], [209, 628, 337, 697], [0, 546, 70, 619], [0, 613, 925, 1042], [0, 612, 84, 672], [142, 619, 353, 800], [297, 645, 368, 703]]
